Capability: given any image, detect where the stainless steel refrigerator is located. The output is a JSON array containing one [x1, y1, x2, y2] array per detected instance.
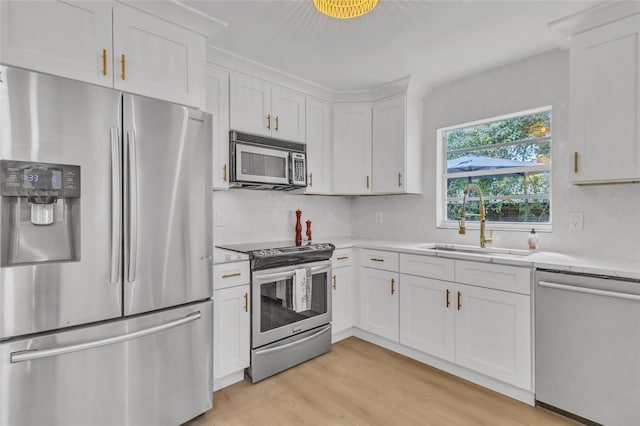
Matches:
[[0, 66, 213, 426]]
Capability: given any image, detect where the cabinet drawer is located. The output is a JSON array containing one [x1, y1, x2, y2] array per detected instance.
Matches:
[[455, 260, 530, 295], [400, 254, 454, 281], [332, 248, 353, 268], [213, 261, 250, 290], [359, 249, 399, 271]]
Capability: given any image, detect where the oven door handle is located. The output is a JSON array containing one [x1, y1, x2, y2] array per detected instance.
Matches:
[[310, 264, 330, 274], [254, 325, 331, 356], [254, 270, 296, 282]]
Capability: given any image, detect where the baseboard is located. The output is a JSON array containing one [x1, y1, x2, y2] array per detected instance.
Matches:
[[341, 327, 535, 405], [332, 327, 356, 343], [213, 370, 246, 392]]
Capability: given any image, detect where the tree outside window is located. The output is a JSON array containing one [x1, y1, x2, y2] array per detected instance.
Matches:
[[442, 107, 551, 225]]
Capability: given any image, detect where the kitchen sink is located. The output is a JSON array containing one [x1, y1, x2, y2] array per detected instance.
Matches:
[[417, 244, 530, 258]]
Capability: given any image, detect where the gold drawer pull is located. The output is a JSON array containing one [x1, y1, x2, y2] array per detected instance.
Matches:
[[457, 291, 462, 310], [120, 54, 125, 80], [370, 258, 384, 262], [275, 115, 279, 131], [391, 278, 395, 295], [366, 175, 370, 189], [574, 151, 579, 173], [222, 272, 241, 279], [223, 164, 227, 182], [266, 114, 271, 130], [332, 275, 337, 290], [337, 256, 349, 260], [446, 289, 450, 308], [243, 293, 248, 312]]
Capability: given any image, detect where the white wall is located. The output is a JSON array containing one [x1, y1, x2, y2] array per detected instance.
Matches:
[[350, 49, 640, 259], [213, 190, 351, 245]]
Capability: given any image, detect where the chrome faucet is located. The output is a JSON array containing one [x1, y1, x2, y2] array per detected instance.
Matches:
[[458, 184, 493, 248]]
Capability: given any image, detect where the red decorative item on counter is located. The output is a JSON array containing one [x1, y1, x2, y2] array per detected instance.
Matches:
[[295, 210, 302, 246], [306, 220, 312, 241]]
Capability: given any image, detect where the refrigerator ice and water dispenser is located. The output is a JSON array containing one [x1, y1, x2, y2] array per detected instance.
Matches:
[[0, 159, 80, 266]]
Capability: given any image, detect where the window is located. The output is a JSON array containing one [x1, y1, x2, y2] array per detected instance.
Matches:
[[438, 107, 551, 229]]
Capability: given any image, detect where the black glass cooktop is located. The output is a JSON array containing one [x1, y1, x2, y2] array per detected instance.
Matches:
[[216, 241, 335, 270]]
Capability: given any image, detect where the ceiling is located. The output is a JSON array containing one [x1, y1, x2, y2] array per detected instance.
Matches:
[[183, 0, 601, 94]]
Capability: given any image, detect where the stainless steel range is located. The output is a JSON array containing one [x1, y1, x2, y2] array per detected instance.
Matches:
[[218, 241, 335, 382]]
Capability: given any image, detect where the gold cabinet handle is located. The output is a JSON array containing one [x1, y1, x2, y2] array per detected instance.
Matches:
[[332, 274, 337, 290], [275, 115, 279, 131], [574, 151, 579, 173], [243, 292, 248, 312], [222, 272, 241, 279], [102, 49, 107, 76], [223, 164, 227, 182], [120, 54, 126, 80], [309, 173, 313, 187], [337, 256, 349, 260], [391, 278, 395, 295], [398, 172, 402, 187], [266, 114, 271, 130], [366, 175, 370, 189], [446, 289, 450, 308], [370, 258, 384, 262], [457, 291, 462, 310]]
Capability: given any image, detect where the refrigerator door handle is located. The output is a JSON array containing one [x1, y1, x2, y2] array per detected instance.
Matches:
[[126, 130, 138, 283], [10, 311, 202, 363], [110, 128, 122, 284]]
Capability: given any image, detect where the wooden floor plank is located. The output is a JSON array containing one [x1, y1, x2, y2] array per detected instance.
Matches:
[[184, 337, 578, 426]]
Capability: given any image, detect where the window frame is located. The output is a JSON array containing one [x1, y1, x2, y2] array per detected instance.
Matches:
[[436, 106, 552, 232]]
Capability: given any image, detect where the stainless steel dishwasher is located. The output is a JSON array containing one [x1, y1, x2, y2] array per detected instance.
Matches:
[[535, 269, 640, 425]]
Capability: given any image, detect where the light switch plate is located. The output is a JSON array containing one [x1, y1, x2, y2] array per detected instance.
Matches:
[[569, 211, 583, 230]]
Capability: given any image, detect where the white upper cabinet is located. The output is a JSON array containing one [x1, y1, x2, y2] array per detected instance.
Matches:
[[564, 10, 640, 184], [205, 65, 230, 190], [305, 97, 332, 194], [112, 3, 205, 108], [332, 103, 372, 194], [271, 86, 306, 142], [230, 74, 305, 143], [0, 1, 113, 87], [0, 1, 206, 108], [372, 94, 423, 194]]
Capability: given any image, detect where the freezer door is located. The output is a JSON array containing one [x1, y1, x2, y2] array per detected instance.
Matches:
[[123, 94, 212, 315], [0, 300, 213, 426], [0, 66, 123, 339]]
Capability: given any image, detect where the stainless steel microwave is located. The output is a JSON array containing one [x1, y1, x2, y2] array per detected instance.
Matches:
[[229, 131, 307, 190]]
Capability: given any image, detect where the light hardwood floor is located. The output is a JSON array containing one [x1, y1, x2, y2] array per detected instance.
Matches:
[[185, 337, 578, 426]]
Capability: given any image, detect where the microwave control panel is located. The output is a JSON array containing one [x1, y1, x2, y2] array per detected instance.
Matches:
[[290, 153, 306, 186]]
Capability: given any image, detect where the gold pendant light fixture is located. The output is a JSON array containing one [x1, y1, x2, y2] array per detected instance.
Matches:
[[313, 0, 379, 19]]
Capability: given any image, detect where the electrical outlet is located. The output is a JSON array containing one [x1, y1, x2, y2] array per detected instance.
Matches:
[[569, 211, 583, 230], [215, 212, 224, 227], [375, 212, 383, 224]]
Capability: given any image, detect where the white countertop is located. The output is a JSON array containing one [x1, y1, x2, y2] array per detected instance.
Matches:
[[213, 238, 640, 280], [326, 237, 640, 280], [213, 247, 249, 265]]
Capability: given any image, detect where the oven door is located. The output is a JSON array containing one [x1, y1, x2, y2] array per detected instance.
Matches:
[[252, 260, 331, 348], [235, 143, 290, 185]]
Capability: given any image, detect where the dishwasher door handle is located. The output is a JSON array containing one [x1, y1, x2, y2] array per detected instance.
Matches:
[[538, 281, 640, 302]]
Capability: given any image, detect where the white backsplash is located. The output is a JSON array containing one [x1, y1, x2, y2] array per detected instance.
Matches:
[[213, 190, 351, 245], [350, 49, 640, 260]]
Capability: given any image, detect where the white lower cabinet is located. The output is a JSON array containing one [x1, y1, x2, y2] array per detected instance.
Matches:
[[332, 265, 353, 335], [360, 267, 399, 341], [213, 283, 250, 390], [399, 274, 454, 361], [395, 253, 532, 391], [454, 283, 531, 390]]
